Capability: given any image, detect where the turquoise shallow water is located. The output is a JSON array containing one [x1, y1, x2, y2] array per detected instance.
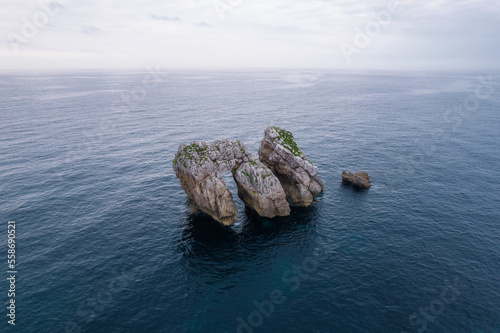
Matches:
[[0, 70, 499, 332]]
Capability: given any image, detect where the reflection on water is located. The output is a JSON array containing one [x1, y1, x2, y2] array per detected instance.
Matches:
[[179, 203, 320, 253], [177, 203, 321, 283]]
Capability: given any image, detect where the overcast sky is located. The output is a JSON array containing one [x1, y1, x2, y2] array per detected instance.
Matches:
[[1, 0, 499, 70]]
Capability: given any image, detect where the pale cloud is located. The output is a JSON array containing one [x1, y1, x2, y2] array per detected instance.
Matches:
[[150, 15, 181, 22], [1, 0, 499, 70]]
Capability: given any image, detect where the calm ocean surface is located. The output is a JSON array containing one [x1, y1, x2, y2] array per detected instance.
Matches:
[[0, 70, 499, 333]]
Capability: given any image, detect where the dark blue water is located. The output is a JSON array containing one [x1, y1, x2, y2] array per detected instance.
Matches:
[[1, 70, 499, 333]]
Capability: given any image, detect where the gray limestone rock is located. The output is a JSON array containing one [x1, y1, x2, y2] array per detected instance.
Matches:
[[173, 138, 290, 226], [258, 126, 324, 206]]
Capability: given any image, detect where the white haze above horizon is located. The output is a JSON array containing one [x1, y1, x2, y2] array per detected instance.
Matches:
[[1, 0, 499, 71]]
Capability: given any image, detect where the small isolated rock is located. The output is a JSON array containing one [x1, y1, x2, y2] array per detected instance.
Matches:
[[341, 171, 371, 189]]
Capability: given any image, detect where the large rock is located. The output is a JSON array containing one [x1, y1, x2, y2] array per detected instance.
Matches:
[[341, 171, 371, 189], [232, 159, 291, 218], [258, 126, 324, 206], [173, 139, 290, 226]]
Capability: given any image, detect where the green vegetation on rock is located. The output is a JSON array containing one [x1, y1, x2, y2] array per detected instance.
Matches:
[[273, 127, 314, 165], [175, 143, 210, 168], [273, 127, 302, 157], [241, 171, 252, 184]]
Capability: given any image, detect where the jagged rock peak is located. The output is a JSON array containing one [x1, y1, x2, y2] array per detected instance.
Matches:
[[259, 126, 324, 207]]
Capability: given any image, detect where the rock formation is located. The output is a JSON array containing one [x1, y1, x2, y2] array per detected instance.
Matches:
[[341, 171, 371, 189], [258, 126, 324, 206], [173, 139, 290, 226]]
